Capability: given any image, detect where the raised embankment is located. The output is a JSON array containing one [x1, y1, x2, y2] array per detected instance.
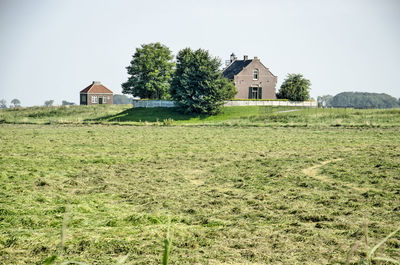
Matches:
[[132, 100, 317, 108]]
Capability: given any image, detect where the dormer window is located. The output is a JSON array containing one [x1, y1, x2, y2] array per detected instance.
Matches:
[[253, 69, 259, 80]]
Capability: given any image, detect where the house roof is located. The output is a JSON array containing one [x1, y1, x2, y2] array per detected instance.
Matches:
[[80, 81, 113, 94], [222, 59, 253, 80]]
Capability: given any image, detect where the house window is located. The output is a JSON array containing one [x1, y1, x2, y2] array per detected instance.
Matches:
[[253, 69, 259, 80], [103, 96, 106, 103], [91, 96, 98, 103], [80, 94, 87, 103]]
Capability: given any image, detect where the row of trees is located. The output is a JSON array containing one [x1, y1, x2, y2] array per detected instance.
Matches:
[[0, 99, 21, 108], [45, 100, 75, 106], [317, 92, 400, 108], [0, 99, 75, 108], [122, 43, 311, 114], [122, 43, 236, 114]]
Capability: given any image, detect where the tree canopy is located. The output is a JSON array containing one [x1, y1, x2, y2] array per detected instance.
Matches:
[[276, 74, 311, 101], [0, 99, 7, 109], [330, 92, 399, 108], [44, 100, 54, 107], [62, 100, 75, 106], [170, 48, 236, 114], [10, 99, 21, 108], [317, 95, 333, 107], [122, 42, 174, 100]]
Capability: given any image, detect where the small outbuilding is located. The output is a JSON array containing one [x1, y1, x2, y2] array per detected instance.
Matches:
[[80, 81, 113, 105]]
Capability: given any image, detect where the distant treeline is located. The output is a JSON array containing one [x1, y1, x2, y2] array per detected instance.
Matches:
[[113, 94, 134, 104], [318, 92, 400, 109]]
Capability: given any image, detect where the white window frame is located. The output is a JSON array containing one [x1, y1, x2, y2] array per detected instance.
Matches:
[[253, 69, 259, 80], [103, 96, 106, 103], [91, 96, 98, 103]]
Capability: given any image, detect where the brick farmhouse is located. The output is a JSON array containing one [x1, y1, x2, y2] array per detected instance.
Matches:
[[80, 81, 113, 105], [222, 54, 277, 99]]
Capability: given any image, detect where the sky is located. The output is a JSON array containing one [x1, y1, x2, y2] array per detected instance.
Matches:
[[0, 0, 399, 106]]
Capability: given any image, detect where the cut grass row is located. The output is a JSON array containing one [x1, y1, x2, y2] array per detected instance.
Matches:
[[0, 124, 399, 264]]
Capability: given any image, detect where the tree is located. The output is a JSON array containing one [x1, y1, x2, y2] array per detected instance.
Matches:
[[44, 100, 54, 107], [170, 48, 236, 114], [276, 74, 311, 101], [331, 92, 399, 108], [122, 42, 174, 99], [113, 94, 133, 104], [0, 99, 7, 109], [10, 98, 21, 108], [317, 95, 333, 108], [62, 100, 75, 106]]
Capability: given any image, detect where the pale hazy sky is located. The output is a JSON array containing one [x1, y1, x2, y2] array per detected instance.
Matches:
[[0, 0, 399, 106]]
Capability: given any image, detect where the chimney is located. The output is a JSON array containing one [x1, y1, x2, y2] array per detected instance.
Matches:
[[244, 55, 248, 60], [230, 53, 236, 63], [254, 56, 259, 60], [93, 81, 101, 85]]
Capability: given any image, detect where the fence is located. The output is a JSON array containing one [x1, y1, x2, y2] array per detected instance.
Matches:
[[132, 100, 318, 108], [132, 100, 175, 108], [224, 100, 317, 107]]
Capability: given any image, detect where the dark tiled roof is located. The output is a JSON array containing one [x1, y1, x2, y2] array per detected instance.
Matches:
[[80, 82, 113, 94], [222, 60, 253, 80]]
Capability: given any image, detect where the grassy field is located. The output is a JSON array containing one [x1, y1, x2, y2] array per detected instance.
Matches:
[[0, 106, 399, 264], [1, 104, 400, 127]]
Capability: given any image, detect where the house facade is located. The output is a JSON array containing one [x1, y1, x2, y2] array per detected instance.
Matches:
[[80, 81, 113, 105], [222, 54, 277, 99]]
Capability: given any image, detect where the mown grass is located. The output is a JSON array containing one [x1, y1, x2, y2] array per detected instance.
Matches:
[[0, 124, 399, 264], [1, 105, 400, 127], [0, 105, 132, 124]]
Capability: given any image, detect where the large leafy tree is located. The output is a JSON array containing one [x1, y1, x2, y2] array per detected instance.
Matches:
[[122, 42, 174, 99], [277, 74, 311, 101], [170, 48, 236, 114]]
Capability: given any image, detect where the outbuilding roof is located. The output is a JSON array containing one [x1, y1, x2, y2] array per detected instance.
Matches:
[[222, 59, 253, 80], [80, 81, 113, 94]]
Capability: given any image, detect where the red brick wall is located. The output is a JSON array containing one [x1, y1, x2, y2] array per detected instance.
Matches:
[[81, 93, 113, 105]]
